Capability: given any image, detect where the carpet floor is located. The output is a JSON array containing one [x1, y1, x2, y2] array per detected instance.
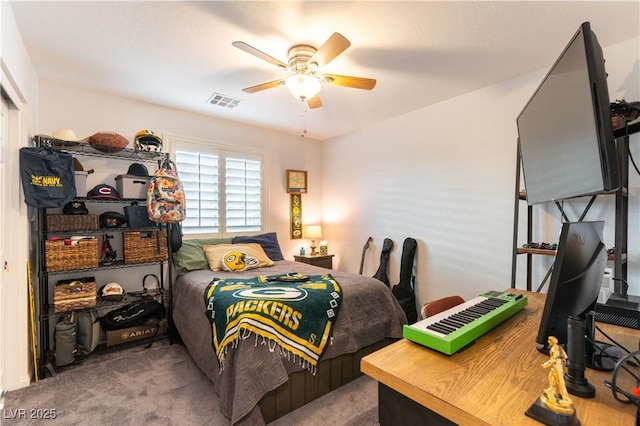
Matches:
[[2, 340, 379, 425]]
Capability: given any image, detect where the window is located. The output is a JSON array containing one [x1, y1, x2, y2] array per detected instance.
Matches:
[[171, 137, 263, 236]]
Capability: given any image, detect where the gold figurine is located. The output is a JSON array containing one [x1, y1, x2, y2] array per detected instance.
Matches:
[[540, 336, 575, 415], [525, 335, 579, 425]]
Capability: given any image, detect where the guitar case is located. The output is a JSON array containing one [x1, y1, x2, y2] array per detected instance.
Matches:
[[392, 238, 418, 324], [373, 238, 393, 287]]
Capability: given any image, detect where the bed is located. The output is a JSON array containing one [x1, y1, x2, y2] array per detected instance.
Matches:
[[171, 233, 407, 425]]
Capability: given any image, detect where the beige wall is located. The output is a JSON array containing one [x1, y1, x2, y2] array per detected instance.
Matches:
[[36, 80, 325, 258], [324, 37, 640, 306]]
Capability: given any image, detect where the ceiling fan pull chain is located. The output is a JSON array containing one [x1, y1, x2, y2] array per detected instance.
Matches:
[[301, 107, 308, 138]]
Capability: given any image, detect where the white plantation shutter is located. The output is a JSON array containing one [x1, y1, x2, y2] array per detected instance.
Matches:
[[176, 150, 220, 234], [173, 142, 263, 236], [225, 157, 261, 233]]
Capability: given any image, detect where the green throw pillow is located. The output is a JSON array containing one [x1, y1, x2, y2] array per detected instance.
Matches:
[[173, 238, 233, 273]]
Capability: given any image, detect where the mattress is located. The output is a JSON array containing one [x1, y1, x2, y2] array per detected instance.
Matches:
[[172, 260, 406, 425]]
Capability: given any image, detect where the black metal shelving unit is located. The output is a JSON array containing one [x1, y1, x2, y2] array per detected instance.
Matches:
[[33, 135, 173, 378]]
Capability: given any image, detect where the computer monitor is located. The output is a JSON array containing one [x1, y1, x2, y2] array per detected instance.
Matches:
[[517, 22, 619, 205], [535, 221, 607, 354]]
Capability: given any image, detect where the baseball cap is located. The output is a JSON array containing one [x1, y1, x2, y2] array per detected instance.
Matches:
[[99, 212, 127, 228], [88, 184, 120, 200], [126, 163, 149, 177], [63, 201, 89, 215], [50, 128, 88, 142], [99, 282, 125, 302]]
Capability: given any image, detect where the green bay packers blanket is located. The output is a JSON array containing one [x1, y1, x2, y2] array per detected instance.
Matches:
[[204, 273, 342, 372]]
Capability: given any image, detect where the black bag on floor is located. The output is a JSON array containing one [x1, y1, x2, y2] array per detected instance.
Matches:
[[19, 147, 76, 208], [101, 299, 165, 330], [392, 238, 418, 324]]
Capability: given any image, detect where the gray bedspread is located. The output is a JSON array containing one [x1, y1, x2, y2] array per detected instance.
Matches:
[[172, 260, 406, 425]]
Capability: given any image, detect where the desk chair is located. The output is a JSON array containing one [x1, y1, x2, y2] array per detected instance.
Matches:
[[421, 295, 465, 319]]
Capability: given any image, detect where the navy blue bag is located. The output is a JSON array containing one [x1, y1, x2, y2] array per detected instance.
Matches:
[[19, 147, 76, 208]]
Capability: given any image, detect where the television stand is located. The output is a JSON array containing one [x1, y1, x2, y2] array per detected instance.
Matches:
[[586, 311, 619, 371], [565, 316, 596, 398], [565, 313, 621, 398], [588, 341, 619, 371]]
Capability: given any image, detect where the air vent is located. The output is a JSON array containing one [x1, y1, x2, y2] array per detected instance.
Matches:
[[208, 93, 241, 109]]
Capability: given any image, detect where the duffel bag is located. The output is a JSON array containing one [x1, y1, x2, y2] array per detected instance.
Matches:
[[100, 299, 165, 330]]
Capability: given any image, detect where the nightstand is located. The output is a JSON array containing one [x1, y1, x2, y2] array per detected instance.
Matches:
[[294, 254, 334, 270]]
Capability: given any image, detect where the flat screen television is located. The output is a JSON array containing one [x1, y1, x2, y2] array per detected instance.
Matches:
[[517, 22, 619, 205]]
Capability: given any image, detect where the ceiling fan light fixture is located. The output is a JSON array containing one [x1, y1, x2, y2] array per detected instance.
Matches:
[[285, 74, 321, 101]]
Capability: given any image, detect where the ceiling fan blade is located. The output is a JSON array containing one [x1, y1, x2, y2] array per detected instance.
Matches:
[[307, 94, 323, 109], [242, 79, 286, 93], [321, 74, 377, 90], [232, 41, 288, 69], [307, 33, 351, 68]]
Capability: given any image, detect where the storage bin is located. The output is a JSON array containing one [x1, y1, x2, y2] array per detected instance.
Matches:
[[45, 238, 99, 271], [105, 319, 166, 346], [54, 277, 97, 313], [74, 171, 88, 197], [116, 174, 150, 199], [123, 231, 167, 264], [46, 214, 99, 232]]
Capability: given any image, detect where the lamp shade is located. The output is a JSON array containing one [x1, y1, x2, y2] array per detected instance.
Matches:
[[305, 225, 322, 239], [286, 74, 321, 100]]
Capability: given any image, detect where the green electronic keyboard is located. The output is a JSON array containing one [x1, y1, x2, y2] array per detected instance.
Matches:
[[403, 290, 528, 355]]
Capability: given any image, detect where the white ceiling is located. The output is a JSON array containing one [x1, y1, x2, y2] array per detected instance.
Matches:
[[8, 1, 640, 141]]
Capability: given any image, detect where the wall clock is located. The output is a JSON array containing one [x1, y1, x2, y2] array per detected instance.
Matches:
[[286, 169, 307, 193]]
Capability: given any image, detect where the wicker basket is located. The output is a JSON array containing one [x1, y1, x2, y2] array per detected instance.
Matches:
[[45, 238, 99, 272], [54, 277, 97, 313], [47, 214, 99, 232], [123, 231, 168, 264]]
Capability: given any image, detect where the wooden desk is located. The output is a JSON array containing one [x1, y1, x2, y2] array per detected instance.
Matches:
[[361, 290, 639, 425]]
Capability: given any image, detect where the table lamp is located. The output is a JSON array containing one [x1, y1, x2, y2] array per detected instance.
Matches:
[[305, 225, 322, 256]]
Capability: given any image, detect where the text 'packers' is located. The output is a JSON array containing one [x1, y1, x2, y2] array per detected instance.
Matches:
[[226, 300, 302, 330]]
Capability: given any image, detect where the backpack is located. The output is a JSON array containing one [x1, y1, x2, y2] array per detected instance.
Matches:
[[147, 156, 186, 223], [75, 309, 100, 356], [392, 238, 418, 324]]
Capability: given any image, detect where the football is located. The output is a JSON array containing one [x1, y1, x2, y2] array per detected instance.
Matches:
[[88, 132, 129, 153]]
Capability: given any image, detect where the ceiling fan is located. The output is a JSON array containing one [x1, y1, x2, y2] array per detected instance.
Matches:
[[233, 33, 376, 109]]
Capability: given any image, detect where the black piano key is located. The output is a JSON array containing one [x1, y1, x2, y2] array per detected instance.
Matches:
[[445, 316, 468, 327], [478, 301, 500, 310], [460, 309, 482, 318], [467, 306, 491, 315], [427, 322, 456, 334], [436, 321, 458, 333], [441, 318, 464, 329], [451, 313, 474, 324]]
